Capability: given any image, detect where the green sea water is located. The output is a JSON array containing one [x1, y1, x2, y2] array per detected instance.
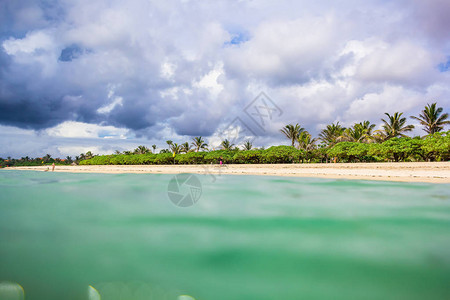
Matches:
[[0, 170, 449, 300]]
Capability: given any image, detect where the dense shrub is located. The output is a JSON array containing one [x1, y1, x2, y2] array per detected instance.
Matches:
[[422, 131, 450, 161], [175, 152, 206, 164], [76, 131, 450, 165], [80, 155, 113, 165], [154, 153, 174, 164], [377, 138, 424, 162], [260, 146, 304, 163], [137, 154, 157, 164], [232, 150, 263, 164], [308, 148, 328, 163], [202, 150, 236, 164]]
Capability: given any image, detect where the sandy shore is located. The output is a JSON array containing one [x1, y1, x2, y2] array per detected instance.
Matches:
[[4, 162, 450, 183]]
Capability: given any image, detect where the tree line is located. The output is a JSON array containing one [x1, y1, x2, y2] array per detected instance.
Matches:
[[2, 103, 448, 167], [281, 103, 448, 150], [0, 152, 95, 168], [79, 102, 448, 165]]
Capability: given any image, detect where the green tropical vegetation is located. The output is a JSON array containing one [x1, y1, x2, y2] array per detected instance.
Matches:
[[191, 136, 208, 152], [1, 103, 449, 167], [220, 139, 235, 151], [280, 123, 304, 147], [410, 103, 450, 134], [379, 112, 415, 140], [0, 154, 75, 168], [243, 140, 253, 151], [318, 122, 345, 146]]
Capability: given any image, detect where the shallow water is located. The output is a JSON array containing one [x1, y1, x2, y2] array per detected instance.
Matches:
[[0, 170, 449, 300]]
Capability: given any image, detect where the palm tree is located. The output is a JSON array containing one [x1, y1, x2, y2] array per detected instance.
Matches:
[[297, 131, 317, 151], [152, 145, 157, 153], [44, 154, 52, 162], [381, 112, 414, 139], [342, 126, 365, 143], [359, 120, 376, 137], [411, 103, 450, 134], [342, 121, 376, 143], [221, 139, 235, 151], [170, 143, 182, 154], [114, 150, 121, 155], [181, 142, 192, 153], [280, 123, 304, 147], [319, 122, 345, 146], [191, 136, 208, 152], [243, 140, 253, 150], [134, 145, 150, 154], [166, 140, 173, 146]]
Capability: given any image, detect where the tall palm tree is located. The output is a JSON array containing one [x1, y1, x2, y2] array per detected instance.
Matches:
[[152, 145, 157, 153], [221, 139, 235, 151], [243, 140, 253, 151], [191, 136, 208, 152], [411, 103, 450, 134], [181, 142, 192, 153], [280, 123, 304, 147], [297, 131, 317, 151], [381, 112, 414, 139], [166, 140, 173, 146], [319, 122, 345, 146], [170, 143, 182, 154]]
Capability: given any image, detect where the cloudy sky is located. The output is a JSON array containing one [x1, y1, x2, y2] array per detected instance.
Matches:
[[1, 0, 449, 158]]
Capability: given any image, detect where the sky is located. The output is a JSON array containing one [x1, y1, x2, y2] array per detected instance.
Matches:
[[0, 0, 449, 158]]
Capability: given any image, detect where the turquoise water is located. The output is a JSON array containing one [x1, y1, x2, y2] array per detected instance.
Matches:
[[0, 170, 449, 300]]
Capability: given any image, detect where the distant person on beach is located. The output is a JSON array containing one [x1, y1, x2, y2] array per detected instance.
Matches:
[[219, 157, 223, 166], [52, 163, 55, 172]]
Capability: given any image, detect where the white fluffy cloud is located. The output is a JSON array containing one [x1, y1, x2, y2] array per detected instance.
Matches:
[[3, 31, 54, 55], [355, 41, 438, 86], [46, 121, 129, 139], [224, 16, 340, 84]]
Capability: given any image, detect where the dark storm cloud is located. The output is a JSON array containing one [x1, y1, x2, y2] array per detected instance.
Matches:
[[172, 112, 221, 137], [0, 0, 229, 136]]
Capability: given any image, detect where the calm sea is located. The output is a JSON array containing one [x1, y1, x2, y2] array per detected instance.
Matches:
[[0, 170, 449, 300]]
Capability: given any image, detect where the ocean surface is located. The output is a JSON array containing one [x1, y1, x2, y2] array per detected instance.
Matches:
[[0, 170, 449, 300]]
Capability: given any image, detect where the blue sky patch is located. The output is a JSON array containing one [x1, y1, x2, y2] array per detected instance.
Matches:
[[224, 32, 249, 46], [437, 57, 450, 72], [58, 45, 83, 62]]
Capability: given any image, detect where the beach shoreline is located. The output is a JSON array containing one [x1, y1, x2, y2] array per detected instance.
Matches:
[[4, 162, 450, 183]]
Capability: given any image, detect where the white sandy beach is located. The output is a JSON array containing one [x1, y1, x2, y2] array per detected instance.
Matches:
[[5, 162, 450, 183]]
